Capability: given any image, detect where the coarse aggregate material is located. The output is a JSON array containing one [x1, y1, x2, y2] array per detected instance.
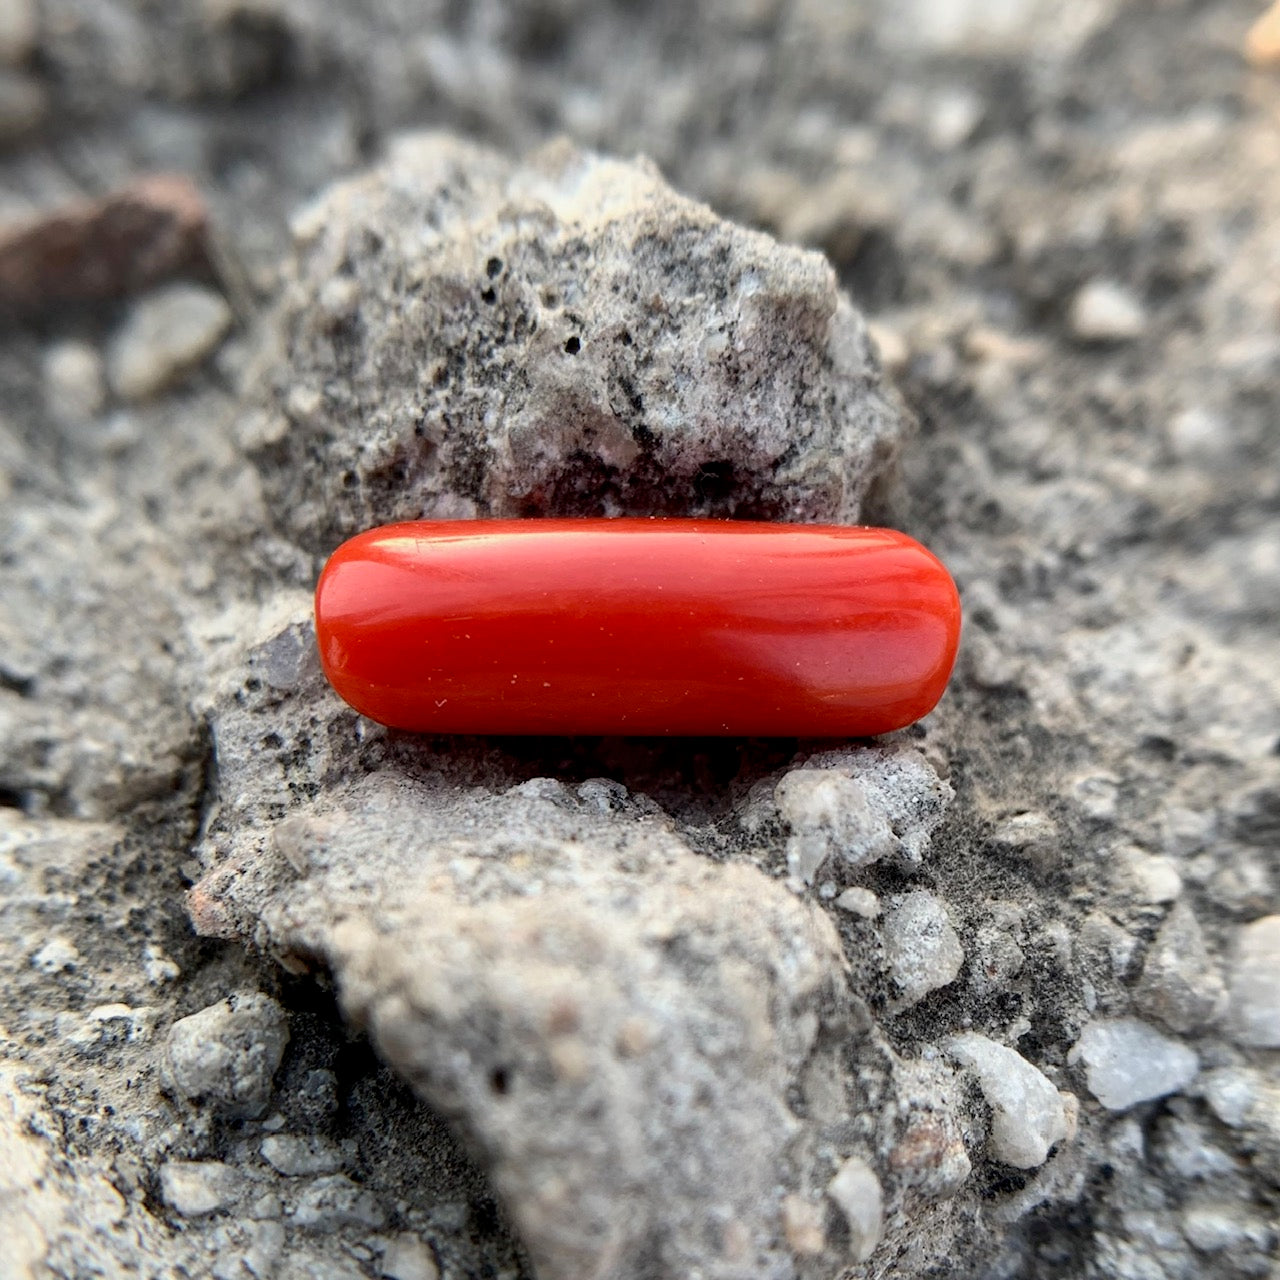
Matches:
[[1, 2, 1278, 1278]]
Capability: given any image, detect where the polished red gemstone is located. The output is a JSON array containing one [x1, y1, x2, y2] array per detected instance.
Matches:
[[313, 519, 961, 737]]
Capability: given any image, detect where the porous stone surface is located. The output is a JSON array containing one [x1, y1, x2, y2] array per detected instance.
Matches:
[[3, 3, 1280, 1280], [248, 132, 904, 555]]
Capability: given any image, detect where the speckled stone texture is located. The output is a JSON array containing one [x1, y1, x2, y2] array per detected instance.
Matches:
[[2, 2, 1279, 1279], [246, 133, 904, 553]]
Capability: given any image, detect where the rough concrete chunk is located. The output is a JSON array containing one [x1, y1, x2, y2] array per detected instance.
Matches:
[[199, 768, 849, 1279], [250, 133, 906, 553]]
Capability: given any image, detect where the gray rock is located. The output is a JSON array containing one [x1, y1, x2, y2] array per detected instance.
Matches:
[[988, 811, 1059, 869], [967, 906, 1025, 997], [826, 1156, 883, 1263], [250, 133, 906, 554], [1069, 1019, 1199, 1112], [159, 1161, 238, 1217], [1200, 1066, 1260, 1130], [165, 993, 290, 1118], [1115, 847, 1183, 905], [261, 1134, 345, 1177], [292, 1174, 386, 1232], [198, 770, 850, 1279], [109, 283, 233, 402], [773, 747, 952, 884], [882, 890, 964, 1007], [834, 886, 881, 918], [945, 1033, 1075, 1169], [380, 1236, 440, 1280], [1180, 1202, 1277, 1260], [1134, 903, 1228, 1033], [43, 340, 106, 424], [1227, 915, 1280, 1047], [1069, 279, 1147, 343]]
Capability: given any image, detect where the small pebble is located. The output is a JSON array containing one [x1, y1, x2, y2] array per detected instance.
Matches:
[[1069, 1018, 1198, 1111], [1071, 772, 1120, 820], [834, 886, 881, 918], [1119, 847, 1183, 905], [261, 1133, 344, 1177], [989, 811, 1059, 870], [946, 1033, 1074, 1168], [159, 1161, 236, 1217], [1200, 1067, 1260, 1129], [292, 1174, 386, 1232], [883, 890, 964, 1007], [165, 992, 289, 1118], [142, 944, 180, 985], [780, 1193, 825, 1256], [1227, 914, 1280, 1046], [927, 89, 983, 149], [1134, 903, 1227, 1033], [381, 1235, 440, 1280], [43, 341, 106, 423], [242, 1221, 286, 1278], [1165, 407, 1226, 461], [109, 283, 233, 402], [826, 1156, 883, 1262], [866, 321, 909, 372], [1180, 1203, 1274, 1256], [1069, 280, 1147, 343], [776, 768, 894, 884]]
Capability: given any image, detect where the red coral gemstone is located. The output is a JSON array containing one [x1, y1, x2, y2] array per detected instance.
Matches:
[[313, 519, 961, 737]]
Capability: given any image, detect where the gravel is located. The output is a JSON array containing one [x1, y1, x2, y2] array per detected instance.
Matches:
[[165, 993, 290, 1118], [1133, 903, 1228, 1034], [108, 282, 233, 401], [1068, 278, 1148, 343], [158, 1161, 238, 1217], [945, 1033, 1075, 1169], [825, 1156, 883, 1263], [2, 2, 1278, 1278], [882, 889, 965, 1008], [1227, 914, 1280, 1047], [1070, 1018, 1200, 1112]]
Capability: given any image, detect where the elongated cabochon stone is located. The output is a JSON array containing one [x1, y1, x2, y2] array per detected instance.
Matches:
[[314, 519, 961, 736]]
